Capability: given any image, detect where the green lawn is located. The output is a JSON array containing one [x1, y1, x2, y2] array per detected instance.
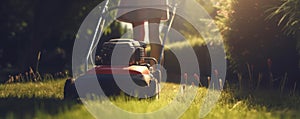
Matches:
[[0, 79, 299, 119]]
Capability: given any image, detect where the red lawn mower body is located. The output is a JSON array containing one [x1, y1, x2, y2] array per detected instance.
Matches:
[[64, 39, 160, 99]]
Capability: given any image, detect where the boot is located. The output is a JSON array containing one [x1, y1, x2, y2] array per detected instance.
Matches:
[[150, 44, 164, 66]]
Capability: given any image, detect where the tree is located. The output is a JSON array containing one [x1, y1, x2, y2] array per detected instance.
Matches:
[[0, 0, 111, 81], [215, 0, 299, 86]]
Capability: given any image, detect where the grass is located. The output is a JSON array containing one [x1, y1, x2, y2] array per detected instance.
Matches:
[[0, 78, 299, 119], [0, 79, 65, 99]]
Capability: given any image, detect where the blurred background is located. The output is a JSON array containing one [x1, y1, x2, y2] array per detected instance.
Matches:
[[0, 0, 299, 92]]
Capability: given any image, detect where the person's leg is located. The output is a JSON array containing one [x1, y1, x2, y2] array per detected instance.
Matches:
[[132, 22, 145, 41], [148, 19, 163, 65]]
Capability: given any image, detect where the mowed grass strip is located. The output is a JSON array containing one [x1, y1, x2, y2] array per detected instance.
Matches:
[[0, 79, 300, 119]]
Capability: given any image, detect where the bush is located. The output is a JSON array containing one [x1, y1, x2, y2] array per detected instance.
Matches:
[[215, 0, 299, 85]]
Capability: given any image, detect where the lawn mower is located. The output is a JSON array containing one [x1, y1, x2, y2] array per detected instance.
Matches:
[[64, 0, 179, 99]]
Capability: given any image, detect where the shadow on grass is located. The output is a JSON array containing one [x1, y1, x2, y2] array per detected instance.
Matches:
[[0, 97, 80, 118], [231, 87, 300, 116]]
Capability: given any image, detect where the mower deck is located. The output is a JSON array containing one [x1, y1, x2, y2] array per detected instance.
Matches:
[[64, 65, 159, 99]]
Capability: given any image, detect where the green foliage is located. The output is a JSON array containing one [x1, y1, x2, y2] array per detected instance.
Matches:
[[266, 0, 300, 35], [266, 0, 300, 69], [214, 0, 237, 34], [0, 0, 128, 80], [214, 0, 299, 84]]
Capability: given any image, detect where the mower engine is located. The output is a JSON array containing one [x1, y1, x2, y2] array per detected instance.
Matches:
[[98, 39, 147, 66], [64, 39, 161, 99]]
